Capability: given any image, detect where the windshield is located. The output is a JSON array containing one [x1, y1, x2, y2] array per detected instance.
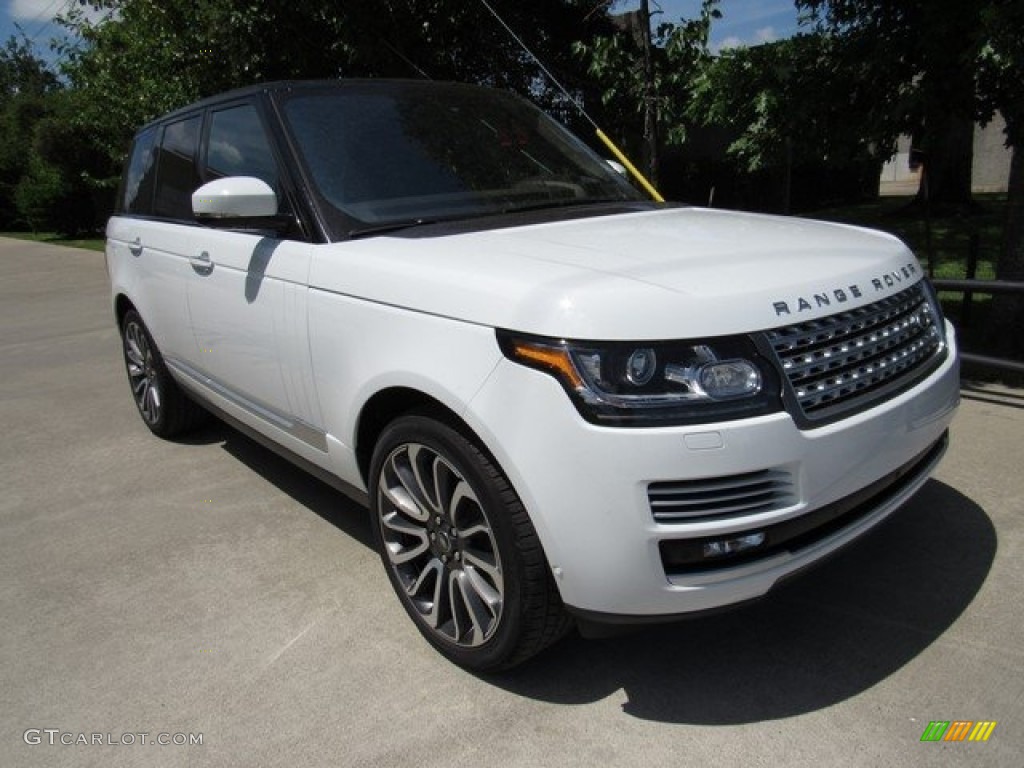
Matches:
[[279, 82, 643, 235]]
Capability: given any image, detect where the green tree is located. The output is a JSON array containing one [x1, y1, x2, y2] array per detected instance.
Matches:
[[0, 35, 59, 98], [0, 35, 61, 229], [58, 0, 609, 179], [797, 0, 985, 208], [6, 92, 107, 236], [14, 154, 66, 234], [687, 34, 882, 213], [572, 0, 720, 185], [977, 0, 1024, 353]]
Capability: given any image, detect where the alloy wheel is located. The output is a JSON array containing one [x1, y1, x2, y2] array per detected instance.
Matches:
[[376, 442, 504, 647], [123, 319, 162, 425]]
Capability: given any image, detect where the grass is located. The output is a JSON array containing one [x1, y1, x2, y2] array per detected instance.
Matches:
[[804, 193, 1007, 319], [1, 231, 105, 253], [806, 193, 1006, 282], [807, 193, 1021, 385]]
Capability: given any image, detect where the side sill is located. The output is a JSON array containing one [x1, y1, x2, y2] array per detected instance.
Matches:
[[188, 392, 369, 509], [166, 357, 329, 452]]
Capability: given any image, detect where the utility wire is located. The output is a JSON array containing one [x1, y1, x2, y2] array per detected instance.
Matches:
[[475, 0, 664, 202], [477, 0, 597, 130], [378, 38, 432, 80], [24, 0, 72, 44]]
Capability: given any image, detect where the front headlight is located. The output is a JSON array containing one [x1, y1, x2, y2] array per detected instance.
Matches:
[[497, 331, 782, 426]]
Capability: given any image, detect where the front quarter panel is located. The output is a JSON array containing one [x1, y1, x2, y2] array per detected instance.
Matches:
[[306, 280, 503, 490]]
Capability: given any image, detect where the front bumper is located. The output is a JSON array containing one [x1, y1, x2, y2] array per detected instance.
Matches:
[[465, 326, 959, 619]]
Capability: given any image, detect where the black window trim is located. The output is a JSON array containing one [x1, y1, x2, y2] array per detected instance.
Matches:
[[116, 124, 159, 217], [115, 90, 322, 243], [197, 96, 318, 243], [150, 111, 203, 221]]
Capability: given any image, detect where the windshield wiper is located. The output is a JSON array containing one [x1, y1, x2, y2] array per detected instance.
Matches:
[[347, 208, 526, 238], [347, 218, 447, 239], [346, 198, 643, 239], [499, 197, 630, 215]]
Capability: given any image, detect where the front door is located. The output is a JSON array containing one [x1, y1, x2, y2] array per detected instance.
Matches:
[[182, 101, 325, 456]]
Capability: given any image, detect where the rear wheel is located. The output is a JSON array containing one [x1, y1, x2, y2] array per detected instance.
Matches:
[[120, 309, 206, 437], [369, 414, 570, 670]]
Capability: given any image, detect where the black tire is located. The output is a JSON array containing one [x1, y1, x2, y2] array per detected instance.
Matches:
[[120, 309, 207, 438], [369, 414, 571, 671]]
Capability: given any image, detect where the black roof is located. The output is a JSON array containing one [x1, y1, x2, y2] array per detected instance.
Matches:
[[136, 78, 495, 133]]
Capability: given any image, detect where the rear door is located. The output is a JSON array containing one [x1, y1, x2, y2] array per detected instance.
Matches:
[[107, 116, 203, 363]]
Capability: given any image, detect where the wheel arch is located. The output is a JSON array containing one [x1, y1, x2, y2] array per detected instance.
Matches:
[[114, 293, 137, 328], [355, 386, 481, 487], [360, 387, 572, 667], [353, 384, 567, 595]]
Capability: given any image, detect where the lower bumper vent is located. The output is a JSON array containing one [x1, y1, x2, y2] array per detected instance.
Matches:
[[649, 469, 795, 523]]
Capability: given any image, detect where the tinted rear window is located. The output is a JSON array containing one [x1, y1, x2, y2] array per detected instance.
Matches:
[[120, 127, 158, 215]]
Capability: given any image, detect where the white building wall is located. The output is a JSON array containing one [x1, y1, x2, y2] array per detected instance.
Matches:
[[879, 114, 1011, 196], [972, 112, 1011, 194]]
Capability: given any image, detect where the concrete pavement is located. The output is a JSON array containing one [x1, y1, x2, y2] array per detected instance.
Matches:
[[1, 236, 1021, 767]]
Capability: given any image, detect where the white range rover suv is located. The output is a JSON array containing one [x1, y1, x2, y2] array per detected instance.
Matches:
[[107, 80, 959, 670]]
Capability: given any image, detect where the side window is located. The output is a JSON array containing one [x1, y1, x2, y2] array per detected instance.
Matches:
[[206, 104, 279, 190], [120, 126, 158, 215], [152, 115, 202, 220]]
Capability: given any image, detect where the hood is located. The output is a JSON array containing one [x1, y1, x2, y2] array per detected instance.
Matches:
[[308, 207, 924, 339]]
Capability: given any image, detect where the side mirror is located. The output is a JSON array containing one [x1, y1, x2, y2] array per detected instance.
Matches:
[[192, 177, 292, 233]]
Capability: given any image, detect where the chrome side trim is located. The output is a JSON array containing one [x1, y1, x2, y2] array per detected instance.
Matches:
[[166, 357, 328, 452]]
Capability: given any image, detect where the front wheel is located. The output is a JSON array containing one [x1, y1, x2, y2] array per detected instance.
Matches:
[[369, 414, 570, 671]]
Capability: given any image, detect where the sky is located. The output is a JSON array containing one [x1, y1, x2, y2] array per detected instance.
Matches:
[[635, 0, 803, 51], [1, 0, 804, 64], [4, 0, 75, 47], [1, 0, 108, 59]]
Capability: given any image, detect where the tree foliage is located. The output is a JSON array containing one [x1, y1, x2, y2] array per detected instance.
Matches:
[[976, 2, 1024, 146], [0, 36, 62, 229], [1, 36, 59, 99], [975, 0, 1024, 346], [572, 1, 718, 156], [57, 0, 609, 178], [689, 34, 877, 171], [687, 33, 883, 212], [796, 0, 989, 207]]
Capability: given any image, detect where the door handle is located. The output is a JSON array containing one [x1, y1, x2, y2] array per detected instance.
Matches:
[[190, 251, 214, 274], [128, 237, 143, 257]]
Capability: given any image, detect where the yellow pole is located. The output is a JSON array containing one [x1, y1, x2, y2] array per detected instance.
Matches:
[[596, 128, 665, 203]]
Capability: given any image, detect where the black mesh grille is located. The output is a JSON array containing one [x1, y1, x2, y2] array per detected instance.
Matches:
[[766, 283, 944, 420]]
